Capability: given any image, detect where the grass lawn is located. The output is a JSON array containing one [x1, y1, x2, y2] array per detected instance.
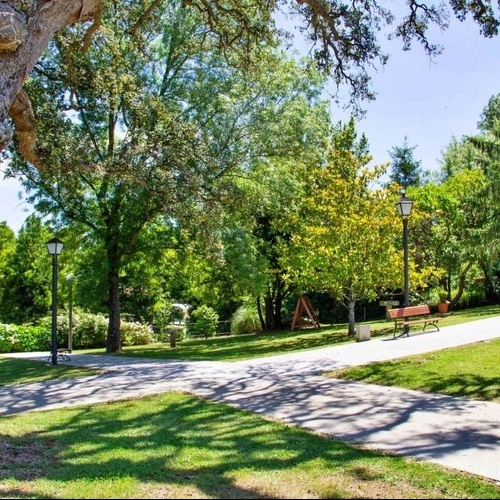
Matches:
[[85, 304, 500, 363], [0, 357, 102, 387], [1, 391, 499, 499], [324, 336, 500, 403], [1, 304, 499, 498]]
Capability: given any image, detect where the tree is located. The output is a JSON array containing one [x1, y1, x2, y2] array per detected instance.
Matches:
[[6, 2, 333, 350], [5, 3, 219, 351], [0, 220, 15, 266], [439, 137, 479, 180], [464, 93, 500, 297], [0, 220, 16, 305], [388, 136, 424, 189], [166, 64, 331, 329], [469, 94, 500, 205], [478, 93, 500, 132], [281, 120, 402, 335], [1, 0, 499, 157], [0, 214, 53, 323], [412, 169, 493, 306]]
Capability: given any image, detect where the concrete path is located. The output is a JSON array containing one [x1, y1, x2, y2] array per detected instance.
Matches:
[[1, 315, 500, 483]]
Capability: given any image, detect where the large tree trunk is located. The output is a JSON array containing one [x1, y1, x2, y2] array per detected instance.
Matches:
[[451, 261, 473, 308], [0, 1, 101, 154], [347, 299, 356, 336], [264, 292, 274, 329], [261, 274, 291, 330], [106, 243, 122, 353]]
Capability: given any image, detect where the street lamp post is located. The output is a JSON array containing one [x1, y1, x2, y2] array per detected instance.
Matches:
[[66, 273, 75, 353], [395, 191, 413, 335], [46, 238, 64, 365]]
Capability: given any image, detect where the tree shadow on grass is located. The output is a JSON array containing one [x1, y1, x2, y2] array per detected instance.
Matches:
[[0, 393, 421, 499]]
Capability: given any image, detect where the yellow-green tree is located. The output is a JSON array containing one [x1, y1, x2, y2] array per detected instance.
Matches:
[[281, 134, 403, 335]]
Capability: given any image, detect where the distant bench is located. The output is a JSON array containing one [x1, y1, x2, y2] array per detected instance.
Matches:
[[46, 340, 71, 363], [387, 305, 442, 338]]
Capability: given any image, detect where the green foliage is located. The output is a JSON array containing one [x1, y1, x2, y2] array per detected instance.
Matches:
[[39, 311, 108, 349], [188, 305, 219, 338], [10, 324, 49, 352], [0, 324, 15, 353], [231, 305, 261, 335], [0, 221, 15, 273], [71, 312, 108, 349], [454, 289, 488, 309], [0, 216, 53, 324], [120, 321, 156, 346], [0, 311, 161, 353], [388, 136, 424, 189], [281, 121, 402, 336], [0, 323, 54, 353]]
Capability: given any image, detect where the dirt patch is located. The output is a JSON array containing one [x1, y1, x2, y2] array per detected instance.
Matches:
[[0, 433, 59, 480]]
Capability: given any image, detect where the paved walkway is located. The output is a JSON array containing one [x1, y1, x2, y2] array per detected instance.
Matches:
[[1, 316, 500, 483]]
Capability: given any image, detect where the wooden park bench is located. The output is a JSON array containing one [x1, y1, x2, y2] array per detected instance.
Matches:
[[387, 305, 442, 338]]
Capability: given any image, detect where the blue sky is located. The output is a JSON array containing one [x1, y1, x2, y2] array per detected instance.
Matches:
[[1, 9, 499, 233]]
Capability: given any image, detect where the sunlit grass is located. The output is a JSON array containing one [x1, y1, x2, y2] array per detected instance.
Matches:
[[325, 337, 500, 402], [1, 392, 498, 499], [78, 304, 500, 362], [0, 356, 102, 386]]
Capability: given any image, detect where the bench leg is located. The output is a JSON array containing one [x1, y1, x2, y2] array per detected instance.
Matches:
[[393, 327, 409, 339], [423, 322, 440, 332]]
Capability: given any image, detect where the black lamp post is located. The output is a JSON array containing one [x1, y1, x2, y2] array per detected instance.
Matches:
[[46, 238, 64, 365], [66, 273, 75, 353], [395, 191, 413, 333]]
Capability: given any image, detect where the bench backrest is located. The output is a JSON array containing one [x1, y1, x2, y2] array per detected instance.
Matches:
[[387, 305, 431, 320]]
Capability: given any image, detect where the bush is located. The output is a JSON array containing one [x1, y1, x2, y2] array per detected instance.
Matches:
[[188, 305, 219, 338], [121, 321, 156, 346], [0, 311, 163, 353], [10, 324, 49, 352], [231, 305, 261, 335], [0, 324, 15, 353], [0, 323, 52, 353], [454, 290, 488, 309], [62, 311, 108, 349]]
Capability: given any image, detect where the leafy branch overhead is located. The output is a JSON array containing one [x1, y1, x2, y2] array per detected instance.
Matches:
[[1, 0, 499, 158]]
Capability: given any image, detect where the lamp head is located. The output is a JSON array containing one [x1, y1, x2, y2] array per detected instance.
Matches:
[[45, 237, 64, 255], [396, 192, 413, 217]]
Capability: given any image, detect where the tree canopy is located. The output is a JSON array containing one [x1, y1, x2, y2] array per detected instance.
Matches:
[[1, 0, 499, 159], [5, 0, 331, 350]]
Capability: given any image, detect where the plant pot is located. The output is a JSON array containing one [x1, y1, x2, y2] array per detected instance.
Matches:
[[437, 301, 450, 314]]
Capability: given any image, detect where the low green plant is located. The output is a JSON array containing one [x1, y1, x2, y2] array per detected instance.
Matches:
[[0, 323, 52, 353], [10, 324, 49, 352], [0, 323, 15, 353], [231, 305, 261, 335], [188, 305, 219, 338], [70, 311, 108, 348], [120, 321, 156, 346], [1, 311, 163, 353]]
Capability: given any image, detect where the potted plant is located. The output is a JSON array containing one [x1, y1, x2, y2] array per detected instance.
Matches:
[[437, 289, 450, 314]]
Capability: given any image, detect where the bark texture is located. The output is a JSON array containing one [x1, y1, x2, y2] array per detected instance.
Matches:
[[0, 0, 101, 153]]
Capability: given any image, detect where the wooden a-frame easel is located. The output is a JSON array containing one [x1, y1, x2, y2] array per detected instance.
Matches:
[[291, 296, 320, 331]]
